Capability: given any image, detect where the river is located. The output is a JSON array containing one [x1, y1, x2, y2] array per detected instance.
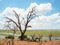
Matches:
[[0, 35, 60, 40], [0, 32, 60, 40]]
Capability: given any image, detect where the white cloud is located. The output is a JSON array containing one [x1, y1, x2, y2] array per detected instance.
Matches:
[[0, 3, 52, 17], [39, 13, 60, 23], [0, 2, 60, 29], [27, 3, 52, 15], [29, 13, 60, 29], [36, 3, 52, 15]]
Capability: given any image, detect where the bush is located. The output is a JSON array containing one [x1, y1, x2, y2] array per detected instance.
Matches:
[[18, 35, 27, 39], [5, 35, 14, 39]]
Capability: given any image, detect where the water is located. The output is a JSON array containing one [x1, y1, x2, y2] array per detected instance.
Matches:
[[42, 37, 60, 40], [0, 36, 60, 40], [0, 32, 20, 38], [0, 36, 5, 38], [0, 32, 20, 36], [0, 32, 60, 40]]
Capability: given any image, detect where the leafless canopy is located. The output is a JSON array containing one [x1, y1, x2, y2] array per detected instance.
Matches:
[[5, 6, 37, 40]]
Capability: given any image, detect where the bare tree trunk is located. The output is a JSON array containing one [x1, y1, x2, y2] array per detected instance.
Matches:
[[20, 33, 25, 40], [20, 22, 28, 40]]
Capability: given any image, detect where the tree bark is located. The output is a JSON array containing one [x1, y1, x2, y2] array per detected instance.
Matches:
[[20, 33, 25, 40]]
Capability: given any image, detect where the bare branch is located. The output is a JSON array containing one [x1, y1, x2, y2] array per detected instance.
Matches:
[[5, 6, 37, 40], [13, 10, 22, 32], [5, 17, 18, 27], [13, 10, 19, 19], [13, 10, 21, 25], [5, 17, 22, 33], [23, 7, 36, 34]]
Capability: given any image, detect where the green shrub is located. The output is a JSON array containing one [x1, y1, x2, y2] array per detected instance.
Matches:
[[5, 35, 14, 39], [18, 35, 27, 39]]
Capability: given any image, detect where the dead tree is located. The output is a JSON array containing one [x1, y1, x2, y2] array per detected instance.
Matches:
[[49, 34, 52, 41], [5, 21, 17, 45], [5, 6, 38, 40]]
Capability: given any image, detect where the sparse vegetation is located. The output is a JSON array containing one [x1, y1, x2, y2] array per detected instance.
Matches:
[[5, 35, 14, 39], [18, 35, 27, 40], [0, 30, 60, 37]]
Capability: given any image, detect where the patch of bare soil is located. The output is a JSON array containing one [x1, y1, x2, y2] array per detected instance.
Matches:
[[0, 39, 60, 45]]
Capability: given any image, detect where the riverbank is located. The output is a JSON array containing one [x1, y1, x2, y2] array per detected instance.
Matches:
[[0, 30, 60, 37], [0, 39, 60, 45]]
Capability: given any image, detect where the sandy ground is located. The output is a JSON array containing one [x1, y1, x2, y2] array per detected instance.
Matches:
[[0, 39, 60, 45]]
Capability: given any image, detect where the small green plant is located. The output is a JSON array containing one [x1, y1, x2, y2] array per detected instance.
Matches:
[[5, 35, 14, 39], [18, 35, 27, 40]]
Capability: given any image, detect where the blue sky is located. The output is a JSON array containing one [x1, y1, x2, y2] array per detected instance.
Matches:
[[0, 0, 60, 12], [0, 0, 60, 29]]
